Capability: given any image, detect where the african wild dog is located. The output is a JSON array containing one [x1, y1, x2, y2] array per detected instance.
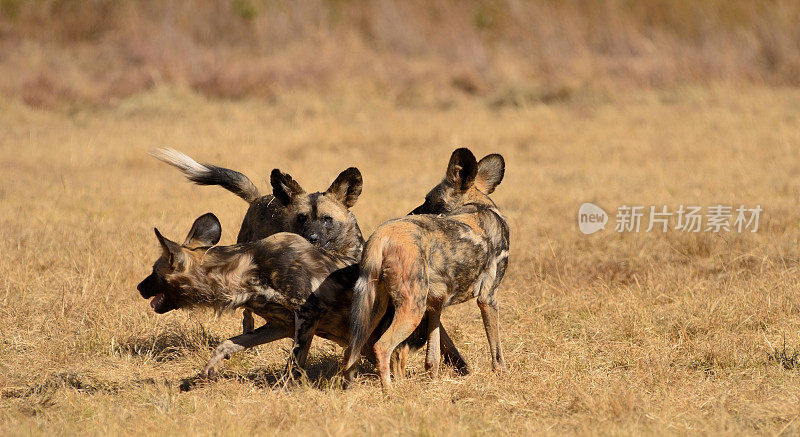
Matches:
[[137, 213, 469, 379], [149, 149, 470, 376], [343, 148, 509, 389], [150, 148, 364, 333]]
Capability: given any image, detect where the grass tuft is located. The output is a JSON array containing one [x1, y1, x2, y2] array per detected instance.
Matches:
[[767, 335, 800, 370]]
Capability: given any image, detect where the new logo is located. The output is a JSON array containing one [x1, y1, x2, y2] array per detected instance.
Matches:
[[578, 202, 608, 234]]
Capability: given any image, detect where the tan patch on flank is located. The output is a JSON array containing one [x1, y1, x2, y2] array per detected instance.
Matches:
[[380, 220, 420, 237]]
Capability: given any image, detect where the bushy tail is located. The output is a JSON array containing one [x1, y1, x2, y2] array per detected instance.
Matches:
[[150, 148, 261, 203], [345, 237, 388, 370]]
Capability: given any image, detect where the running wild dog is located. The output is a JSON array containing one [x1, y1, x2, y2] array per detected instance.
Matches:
[[343, 148, 509, 389], [150, 148, 364, 333], [137, 214, 470, 380], [137, 212, 362, 377]]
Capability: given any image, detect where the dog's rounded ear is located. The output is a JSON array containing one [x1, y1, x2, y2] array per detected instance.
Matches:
[[445, 148, 478, 191], [474, 154, 505, 194], [326, 167, 362, 208], [183, 213, 222, 248], [270, 169, 305, 205], [154, 228, 185, 268]]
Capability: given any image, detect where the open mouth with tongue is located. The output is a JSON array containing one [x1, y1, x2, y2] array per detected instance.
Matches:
[[150, 293, 165, 311], [138, 274, 178, 314]]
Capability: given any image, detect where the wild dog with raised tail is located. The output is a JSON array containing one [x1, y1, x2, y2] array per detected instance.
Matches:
[[343, 148, 509, 389], [147, 149, 470, 378], [150, 148, 364, 332]]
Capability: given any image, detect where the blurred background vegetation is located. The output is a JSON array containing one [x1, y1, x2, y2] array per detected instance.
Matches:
[[1, 0, 799, 108]]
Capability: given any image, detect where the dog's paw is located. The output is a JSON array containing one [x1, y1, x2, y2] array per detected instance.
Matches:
[[179, 376, 208, 392], [453, 363, 471, 376], [198, 366, 218, 381]]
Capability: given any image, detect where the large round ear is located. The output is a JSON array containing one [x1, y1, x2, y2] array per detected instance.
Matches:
[[154, 228, 185, 268], [270, 169, 305, 206], [326, 167, 363, 208], [445, 148, 478, 191], [183, 213, 222, 248], [474, 154, 505, 194]]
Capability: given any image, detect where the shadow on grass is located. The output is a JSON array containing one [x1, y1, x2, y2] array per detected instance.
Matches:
[[114, 321, 225, 362], [1, 372, 160, 399], [179, 351, 369, 392]]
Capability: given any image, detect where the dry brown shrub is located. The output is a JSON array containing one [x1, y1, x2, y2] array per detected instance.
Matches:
[[2, 0, 800, 108]]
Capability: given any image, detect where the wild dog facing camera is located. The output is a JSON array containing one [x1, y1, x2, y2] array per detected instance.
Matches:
[[270, 167, 363, 253]]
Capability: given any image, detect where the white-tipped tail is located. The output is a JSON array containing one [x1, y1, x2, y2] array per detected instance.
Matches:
[[150, 148, 261, 203], [150, 147, 210, 179]]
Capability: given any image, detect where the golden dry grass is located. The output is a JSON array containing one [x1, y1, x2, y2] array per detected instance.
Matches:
[[1, 84, 800, 435]]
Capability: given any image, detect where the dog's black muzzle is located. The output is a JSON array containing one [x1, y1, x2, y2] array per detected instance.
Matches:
[[137, 274, 157, 298]]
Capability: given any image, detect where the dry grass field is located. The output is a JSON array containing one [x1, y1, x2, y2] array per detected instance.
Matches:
[[1, 83, 800, 435], [2, 1, 800, 434]]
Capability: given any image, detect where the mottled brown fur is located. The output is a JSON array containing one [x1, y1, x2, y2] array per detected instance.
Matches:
[[138, 213, 471, 381], [138, 213, 362, 377], [344, 148, 509, 390], [151, 148, 363, 332], [149, 149, 470, 377]]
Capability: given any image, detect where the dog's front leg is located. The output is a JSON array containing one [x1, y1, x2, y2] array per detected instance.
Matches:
[[201, 323, 291, 380], [286, 294, 326, 377], [286, 313, 321, 378]]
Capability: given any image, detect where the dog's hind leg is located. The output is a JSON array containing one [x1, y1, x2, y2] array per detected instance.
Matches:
[[201, 323, 291, 380], [373, 298, 425, 390], [390, 345, 409, 380], [424, 309, 442, 379], [402, 317, 469, 375]]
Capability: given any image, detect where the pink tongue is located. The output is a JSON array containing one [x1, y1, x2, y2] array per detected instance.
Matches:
[[150, 294, 164, 309]]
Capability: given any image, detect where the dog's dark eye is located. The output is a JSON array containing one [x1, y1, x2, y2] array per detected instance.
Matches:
[[323, 216, 333, 224], [296, 214, 308, 224]]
